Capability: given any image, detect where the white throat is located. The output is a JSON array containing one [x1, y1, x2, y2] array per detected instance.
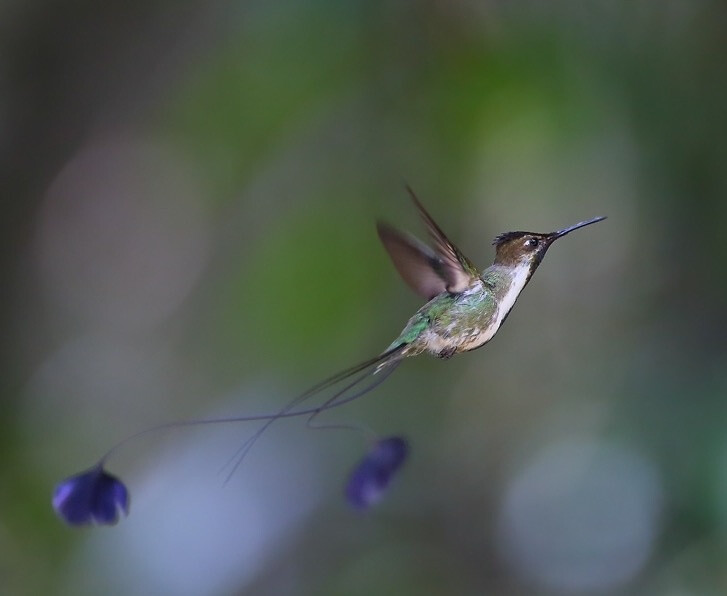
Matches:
[[494, 263, 532, 328]]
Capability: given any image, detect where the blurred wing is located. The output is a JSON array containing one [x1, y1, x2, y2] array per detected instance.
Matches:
[[377, 222, 449, 299], [406, 186, 479, 293]]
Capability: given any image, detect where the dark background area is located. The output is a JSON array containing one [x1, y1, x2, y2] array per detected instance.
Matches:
[[2, 1, 727, 594]]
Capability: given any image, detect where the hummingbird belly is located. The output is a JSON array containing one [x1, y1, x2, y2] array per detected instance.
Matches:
[[409, 282, 502, 357], [388, 264, 530, 360], [420, 262, 532, 356]]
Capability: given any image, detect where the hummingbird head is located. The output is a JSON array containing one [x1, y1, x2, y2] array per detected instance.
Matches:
[[492, 216, 606, 271]]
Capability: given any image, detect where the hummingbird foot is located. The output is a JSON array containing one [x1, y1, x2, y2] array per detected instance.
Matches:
[[436, 346, 457, 359]]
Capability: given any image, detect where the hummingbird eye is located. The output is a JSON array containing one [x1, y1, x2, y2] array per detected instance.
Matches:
[[525, 237, 539, 249]]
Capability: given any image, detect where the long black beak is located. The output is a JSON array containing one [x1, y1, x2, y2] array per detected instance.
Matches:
[[552, 216, 607, 239]]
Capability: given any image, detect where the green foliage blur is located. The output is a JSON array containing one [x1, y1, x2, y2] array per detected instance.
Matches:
[[2, 1, 727, 594]]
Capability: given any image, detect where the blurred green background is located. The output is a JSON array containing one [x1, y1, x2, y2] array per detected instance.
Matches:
[[2, 1, 727, 594]]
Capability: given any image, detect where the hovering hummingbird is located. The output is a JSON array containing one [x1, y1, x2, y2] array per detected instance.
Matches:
[[52, 188, 606, 525], [376, 187, 606, 362]]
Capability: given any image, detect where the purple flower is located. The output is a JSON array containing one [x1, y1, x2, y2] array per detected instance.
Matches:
[[345, 436, 408, 509], [52, 464, 130, 526]]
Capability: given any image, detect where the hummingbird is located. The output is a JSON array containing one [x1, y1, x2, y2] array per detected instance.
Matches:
[[52, 188, 606, 525], [376, 187, 606, 363]]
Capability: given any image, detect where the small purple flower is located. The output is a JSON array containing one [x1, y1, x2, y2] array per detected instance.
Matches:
[[52, 464, 130, 526], [345, 436, 408, 509]]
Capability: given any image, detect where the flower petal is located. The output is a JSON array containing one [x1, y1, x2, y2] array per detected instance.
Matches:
[[53, 465, 130, 526], [345, 436, 408, 509]]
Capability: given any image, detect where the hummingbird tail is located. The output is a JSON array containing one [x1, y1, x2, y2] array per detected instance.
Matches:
[[219, 344, 408, 481], [97, 343, 410, 475]]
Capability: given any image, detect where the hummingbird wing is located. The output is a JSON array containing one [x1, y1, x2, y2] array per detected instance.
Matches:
[[377, 222, 450, 299], [405, 186, 479, 292]]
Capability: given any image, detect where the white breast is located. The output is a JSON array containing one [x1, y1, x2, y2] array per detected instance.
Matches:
[[480, 263, 532, 344]]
